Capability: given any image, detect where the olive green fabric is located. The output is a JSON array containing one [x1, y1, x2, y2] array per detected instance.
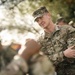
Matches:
[[39, 25, 75, 75], [0, 46, 25, 75]]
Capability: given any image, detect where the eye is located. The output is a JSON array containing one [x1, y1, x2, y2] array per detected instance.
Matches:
[[35, 16, 43, 22], [35, 18, 39, 22], [39, 16, 43, 19]]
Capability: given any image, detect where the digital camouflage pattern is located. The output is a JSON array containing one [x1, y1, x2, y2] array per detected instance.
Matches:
[[0, 44, 27, 75], [29, 52, 55, 75], [39, 25, 75, 75]]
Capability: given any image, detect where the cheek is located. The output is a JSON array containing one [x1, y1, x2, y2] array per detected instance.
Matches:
[[45, 19, 49, 24], [44, 16, 50, 22]]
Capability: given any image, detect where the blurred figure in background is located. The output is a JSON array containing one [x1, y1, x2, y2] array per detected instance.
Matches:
[[0, 39, 41, 75], [56, 17, 68, 27], [0, 39, 55, 75], [29, 52, 55, 75], [0, 41, 21, 71]]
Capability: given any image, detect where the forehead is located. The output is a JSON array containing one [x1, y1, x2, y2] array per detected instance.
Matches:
[[35, 16, 43, 22]]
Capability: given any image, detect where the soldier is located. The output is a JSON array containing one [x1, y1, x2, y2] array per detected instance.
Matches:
[[55, 17, 68, 27], [32, 6, 75, 75], [0, 42, 21, 71], [0, 39, 41, 75], [0, 39, 55, 75]]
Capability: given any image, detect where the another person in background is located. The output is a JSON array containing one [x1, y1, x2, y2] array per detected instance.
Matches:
[[0, 39, 41, 75], [69, 21, 75, 28], [56, 17, 68, 27], [0, 42, 21, 70], [29, 51, 55, 75], [32, 6, 75, 75]]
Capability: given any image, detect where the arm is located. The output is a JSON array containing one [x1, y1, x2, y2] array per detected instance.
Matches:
[[0, 39, 41, 75], [53, 26, 75, 64], [18, 39, 41, 61], [63, 27, 75, 58]]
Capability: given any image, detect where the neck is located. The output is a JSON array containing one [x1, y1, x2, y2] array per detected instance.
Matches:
[[45, 23, 55, 33]]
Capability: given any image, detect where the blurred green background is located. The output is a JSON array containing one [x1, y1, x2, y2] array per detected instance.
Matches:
[[0, 0, 75, 45]]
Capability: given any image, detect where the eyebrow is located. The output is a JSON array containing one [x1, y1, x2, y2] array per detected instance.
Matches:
[[35, 16, 43, 21]]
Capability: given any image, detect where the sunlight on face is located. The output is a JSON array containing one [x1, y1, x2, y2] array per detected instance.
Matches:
[[35, 13, 50, 29]]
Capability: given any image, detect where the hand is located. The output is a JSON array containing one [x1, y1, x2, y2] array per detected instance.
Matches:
[[63, 46, 75, 58], [18, 39, 41, 61]]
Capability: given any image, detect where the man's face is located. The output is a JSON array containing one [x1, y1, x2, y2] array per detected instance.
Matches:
[[35, 13, 50, 29]]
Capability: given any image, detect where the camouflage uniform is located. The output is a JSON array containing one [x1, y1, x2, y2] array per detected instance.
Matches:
[[29, 52, 55, 75], [0, 55, 28, 75], [0, 45, 28, 75], [0, 43, 55, 75], [39, 25, 75, 75], [0, 45, 18, 70]]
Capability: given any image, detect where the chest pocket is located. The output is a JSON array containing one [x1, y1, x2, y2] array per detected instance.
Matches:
[[44, 30, 67, 55], [51, 37, 67, 52], [51, 30, 68, 52], [42, 28, 68, 56]]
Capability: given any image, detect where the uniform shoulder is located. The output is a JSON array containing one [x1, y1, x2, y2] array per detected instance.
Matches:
[[60, 25, 75, 33]]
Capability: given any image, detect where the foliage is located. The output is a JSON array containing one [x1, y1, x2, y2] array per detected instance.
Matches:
[[0, 0, 75, 23], [17, 0, 75, 22], [0, 0, 75, 38]]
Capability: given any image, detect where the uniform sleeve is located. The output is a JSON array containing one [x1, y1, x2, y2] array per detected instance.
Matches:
[[67, 27, 75, 47], [40, 26, 75, 65], [0, 55, 28, 75], [51, 26, 75, 65], [49, 51, 64, 65]]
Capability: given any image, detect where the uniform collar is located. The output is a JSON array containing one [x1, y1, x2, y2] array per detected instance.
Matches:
[[44, 25, 60, 38]]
